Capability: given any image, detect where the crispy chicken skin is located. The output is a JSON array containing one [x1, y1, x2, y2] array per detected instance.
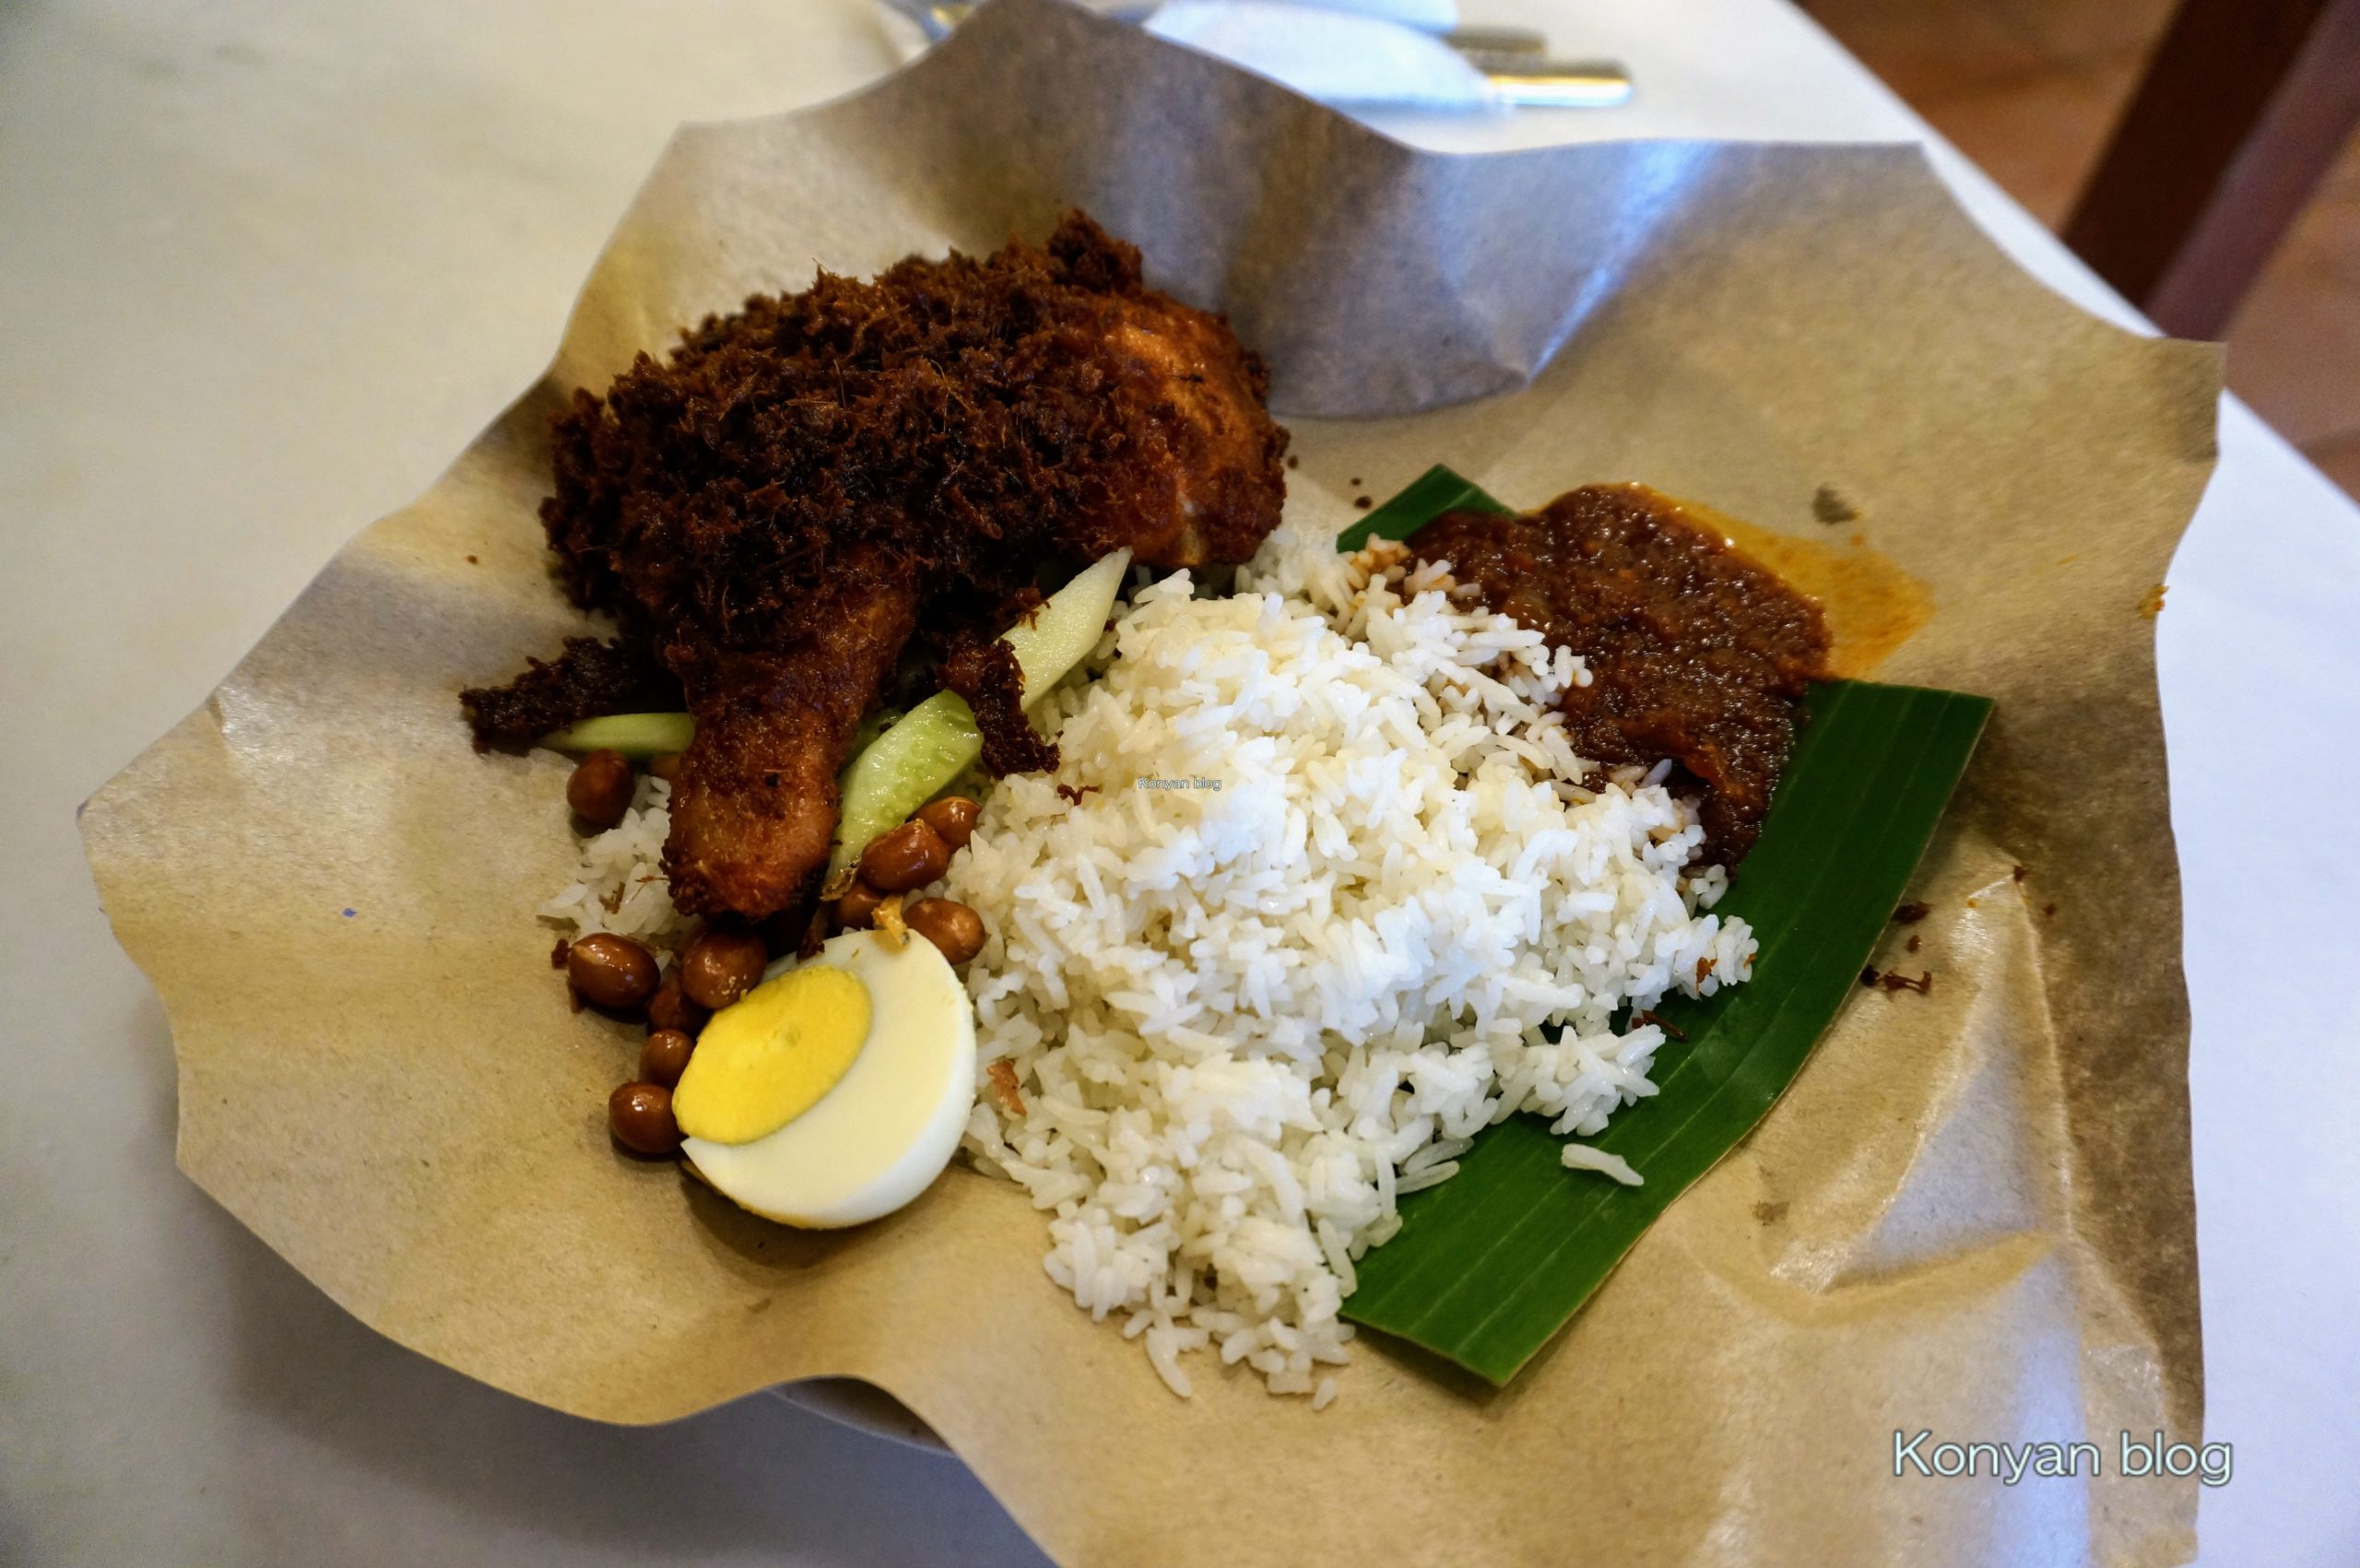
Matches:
[[472, 213, 1289, 918]]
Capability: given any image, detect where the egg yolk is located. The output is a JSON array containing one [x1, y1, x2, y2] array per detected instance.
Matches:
[[671, 963, 871, 1146]]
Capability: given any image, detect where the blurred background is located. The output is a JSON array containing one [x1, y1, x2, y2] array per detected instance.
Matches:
[[1807, 0, 2359, 498]]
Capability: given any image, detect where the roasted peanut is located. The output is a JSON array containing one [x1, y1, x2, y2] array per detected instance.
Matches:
[[640, 1029, 695, 1088], [914, 796, 980, 851], [835, 880, 886, 930], [565, 749, 635, 830], [903, 898, 985, 965], [645, 964, 707, 1035], [858, 819, 951, 892], [677, 926, 769, 1009], [608, 1081, 680, 1155], [566, 933, 659, 1011]]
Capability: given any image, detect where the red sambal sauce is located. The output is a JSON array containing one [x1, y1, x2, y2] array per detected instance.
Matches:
[[1410, 484, 1831, 863]]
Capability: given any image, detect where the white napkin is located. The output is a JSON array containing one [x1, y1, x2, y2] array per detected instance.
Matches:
[[1143, 2, 1492, 109], [1283, 0, 1460, 29], [876, 0, 1494, 111]]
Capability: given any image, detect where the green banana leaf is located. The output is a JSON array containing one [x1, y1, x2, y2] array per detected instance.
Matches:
[[1336, 467, 1993, 1385]]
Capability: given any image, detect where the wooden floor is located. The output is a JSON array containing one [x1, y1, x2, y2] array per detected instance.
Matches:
[[1807, 0, 2360, 498]]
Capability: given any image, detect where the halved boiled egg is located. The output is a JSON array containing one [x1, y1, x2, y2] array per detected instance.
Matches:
[[675, 928, 975, 1228]]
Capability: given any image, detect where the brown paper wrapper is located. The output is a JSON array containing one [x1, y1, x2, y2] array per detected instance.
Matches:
[[80, 2, 2217, 1562]]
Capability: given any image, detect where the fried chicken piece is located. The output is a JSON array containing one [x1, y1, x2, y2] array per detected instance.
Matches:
[[1085, 285, 1294, 570], [663, 549, 919, 918], [476, 213, 1288, 918], [939, 634, 1057, 778]]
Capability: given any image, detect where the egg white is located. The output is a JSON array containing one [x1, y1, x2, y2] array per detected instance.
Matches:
[[683, 928, 976, 1228]]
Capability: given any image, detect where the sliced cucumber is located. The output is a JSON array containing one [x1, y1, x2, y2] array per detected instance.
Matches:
[[543, 711, 694, 758], [829, 692, 985, 882], [1000, 548, 1132, 693], [826, 548, 1129, 879]]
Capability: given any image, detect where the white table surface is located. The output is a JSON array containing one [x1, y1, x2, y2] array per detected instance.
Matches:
[[4, 1, 2355, 1562]]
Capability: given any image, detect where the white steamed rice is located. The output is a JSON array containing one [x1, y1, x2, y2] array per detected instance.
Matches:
[[540, 524, 1756, 1402], [538, 772, 691, 949], [940, 525, 1752, 1398]]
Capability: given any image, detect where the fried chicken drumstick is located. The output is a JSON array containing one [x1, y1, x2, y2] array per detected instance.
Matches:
[[465, 214, 1289, 919]]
